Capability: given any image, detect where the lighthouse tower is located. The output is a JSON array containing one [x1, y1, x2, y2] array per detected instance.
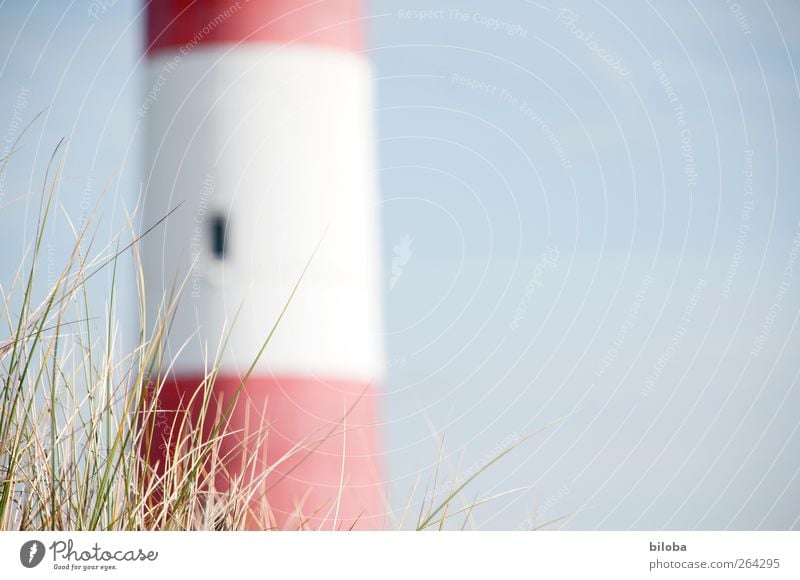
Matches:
[[141, 0, 385, 529]]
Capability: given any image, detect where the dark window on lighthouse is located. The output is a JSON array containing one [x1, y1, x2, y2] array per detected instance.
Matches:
[[211, 214, 228, 259]]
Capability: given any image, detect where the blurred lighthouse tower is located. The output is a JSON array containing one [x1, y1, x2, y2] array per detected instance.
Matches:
[[141, 0, 385, 529]]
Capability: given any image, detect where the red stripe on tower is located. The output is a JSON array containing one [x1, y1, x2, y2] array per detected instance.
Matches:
[[147, 0, 364, 53], [140, 0, 385, 530]]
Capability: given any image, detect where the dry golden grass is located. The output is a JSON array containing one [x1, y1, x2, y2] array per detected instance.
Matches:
[[0, 139, 549, 531]]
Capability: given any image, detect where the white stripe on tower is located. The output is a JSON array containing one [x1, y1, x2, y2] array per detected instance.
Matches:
[[141, 0, 385, 530]]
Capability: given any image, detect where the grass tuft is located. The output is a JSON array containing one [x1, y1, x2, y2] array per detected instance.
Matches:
[[0, 141, 554, 531]]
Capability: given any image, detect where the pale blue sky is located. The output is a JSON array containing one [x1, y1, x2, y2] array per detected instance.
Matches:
[[1, 0, 799, 529]]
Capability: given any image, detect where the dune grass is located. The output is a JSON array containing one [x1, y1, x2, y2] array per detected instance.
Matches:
[[0, 140, 550, 531]]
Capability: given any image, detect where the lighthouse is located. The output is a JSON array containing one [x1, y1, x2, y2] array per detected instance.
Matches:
[[140, 0, 385, 529]]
